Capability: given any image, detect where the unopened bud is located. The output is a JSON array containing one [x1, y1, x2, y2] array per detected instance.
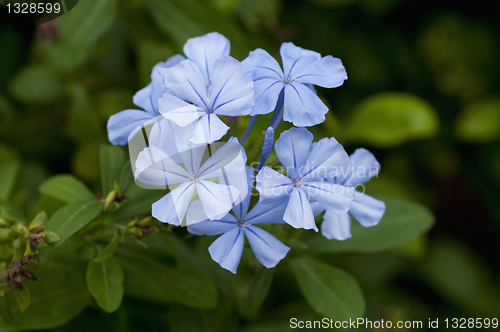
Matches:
[[14, 224, 29, 238], [128, 227, 142, 237], [104, 190, 117, 211], [137, 216, 152, 227], [43, 231, 60, 244]]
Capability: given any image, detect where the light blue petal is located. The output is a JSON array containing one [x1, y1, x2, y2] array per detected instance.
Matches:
[[148, 119, 182, 164], [293, 55, 347, 88], [299, 137, 349, 180], [209, 227, 244, 274], [349, 192, 385, 227], [249, 78, 285, 116], [158, 93, 205, 127], [282, 82, 328, 127], [274, 127, 313, 179], [153, 54, 186, 81], [232, 166, 255, 220], [191, 114, 229, 144], [135, 146, 189, 187], [164, 59, 209, 110], [183, 32, 231, 85], [283, 188, 317, 231], [187, 200, 237, 234], [227, 136, 247, 164], [302, 181, 354, 215], [280, 42, 320, 81], [255, 166, 293, 203], [107, 109, 155, 146], [337, 148, 381, 187], [245, 199, 288, 225], [256, 127, 274, 171], [310, 199, 326, 217], [132, 84, 159, 115], [244, 226, 290, 268], [321, 211, 352, 240], [242, 48, 283, 81], [151, 182, 195, 225], [196, 180, 239, 220], [210, 56, 254, 116], [198, 138, 246, 178]]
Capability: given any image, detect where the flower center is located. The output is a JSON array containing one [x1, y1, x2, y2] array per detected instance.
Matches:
[[188, 172, 199, 184], [292, 180, 302, 188], [282, 76, 294, 84], [236, 220, 247, 228]]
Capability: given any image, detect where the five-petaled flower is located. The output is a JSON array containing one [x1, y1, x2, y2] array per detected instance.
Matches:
[[256, 127, 354, 231], [188, 167, 290, 273], [318, 148, 386, 240], [242, 42, 347, 127]]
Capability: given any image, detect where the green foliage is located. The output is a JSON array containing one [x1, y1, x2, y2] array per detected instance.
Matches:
[[0, 162, 19, 200], [344, 92, 439, 147], [86, 245, 124, 313], [45, 201, 103, 244], [100, 145, 125, 196], [306, 195, 435, 253], [290, 257, 365, 321], [39, 174, 95, 203], [454, 97, 500, 142], [48, 0, 117, 71], [8, 65, 64, 104]]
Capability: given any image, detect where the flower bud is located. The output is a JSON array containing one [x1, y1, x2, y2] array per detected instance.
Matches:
[[104, 190, 117, 211], [43, 231, 60, 244]]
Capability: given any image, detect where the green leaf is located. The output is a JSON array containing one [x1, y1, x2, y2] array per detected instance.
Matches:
[[344, 92, 439, 147], [116, 248, 218, 309], [39, 174, 95, 203], [0, 162, 19, 200], [45, 201, 102, 245], [49, 0, 116, 71], [454, 97, 500, 142], [242, 268, 275, 318], [12, 287, 30, 313], [86, 245, 124, 313], [94, 231, 121, 262], [8, 65, 64, 104], [100, 145, 125, 196], [0, 258, 90, 330], [146, 0, 249, 59], [424, 240, 498, 317], [0, 201, 26, 224], [305, 195, 435, 253], [290, 257, 365, 321], [66, 84, 101, 143]]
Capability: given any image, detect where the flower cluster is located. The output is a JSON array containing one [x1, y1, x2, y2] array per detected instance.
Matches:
[[107, 32, 385, 273]]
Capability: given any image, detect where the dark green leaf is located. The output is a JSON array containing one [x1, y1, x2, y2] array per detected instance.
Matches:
[[454, 97, 500, 142], [45, 201, 102, 244], [344, 92, 439, 147], [87, 245, 124, 313], [0, 162, 19, 200], [48, 0, 116, 71], [0, 201, 26, 224], [39, 174, 95, 203], [116, 248, 218, 309], [0, 258, 90, 330], [8, 65, 64, 104], [94, 231, 121, 262], [66, 84, 101, 143], [242, 268, 274, 318], [12, 287, 30, 313], [290, 257, 365, 321], [305, 195, 435, 253], [100, 145, 125, 196]]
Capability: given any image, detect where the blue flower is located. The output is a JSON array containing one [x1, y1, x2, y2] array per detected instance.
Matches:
[[188, 167, 290, 274], [159, 56, 254, 144], [242, 42, 347, 127], [106, 55, 184, 146], [319, 148, 386, 240], [107, 32, 230, 146], [256, 127, 354, 231], [134, 123, 248, 225]]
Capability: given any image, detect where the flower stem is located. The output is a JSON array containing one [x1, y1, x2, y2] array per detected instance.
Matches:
[[240, 115, 258, 144]]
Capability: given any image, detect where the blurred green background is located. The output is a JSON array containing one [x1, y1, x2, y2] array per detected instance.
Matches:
[[1, 0, 500, 330]]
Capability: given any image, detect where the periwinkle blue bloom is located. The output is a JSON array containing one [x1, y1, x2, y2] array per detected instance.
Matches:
[[106, 55, 184, 146], [242, 42, 347, 127], [134, 122, 247, 225], [159, 56, 254, 144], [319, 148, 386, 240], [256, 127, 354, 231], [188, 167, 290, 274]]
